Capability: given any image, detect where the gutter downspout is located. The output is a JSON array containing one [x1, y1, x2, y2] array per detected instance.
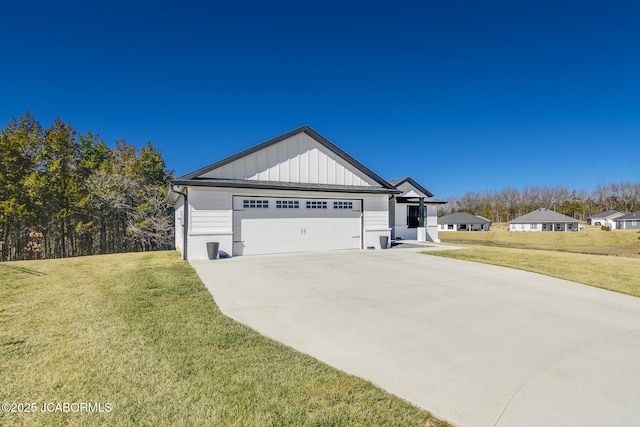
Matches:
[[170, 184, 189, 260]]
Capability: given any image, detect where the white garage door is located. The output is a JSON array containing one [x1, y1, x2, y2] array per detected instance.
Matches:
[[232, 196, 362, 256]]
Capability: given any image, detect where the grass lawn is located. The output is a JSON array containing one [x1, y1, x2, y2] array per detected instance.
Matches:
[[439, 227, 640, 258], [426, 246, 640, 298], [1, 251, 443, 426]]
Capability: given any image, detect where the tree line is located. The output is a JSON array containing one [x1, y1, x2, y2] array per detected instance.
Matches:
[[438, 183, 640, 223], [0, 111, 174, 261]]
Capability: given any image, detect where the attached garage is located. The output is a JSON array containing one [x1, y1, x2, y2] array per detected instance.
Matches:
[[232, 196, 362, 256], [168, 126, 398, 259]]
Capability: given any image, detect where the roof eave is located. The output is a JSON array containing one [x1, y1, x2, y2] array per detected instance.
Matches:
[[171, 179, 401, 194]]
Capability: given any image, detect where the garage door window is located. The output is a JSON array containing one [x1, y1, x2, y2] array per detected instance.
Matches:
[[276, 200, 299, 209], [306, 201, 327, 209], [333, 201, 353, 209], [243, 199, 269, 208]]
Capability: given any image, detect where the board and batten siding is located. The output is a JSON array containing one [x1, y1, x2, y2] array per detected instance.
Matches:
[[201, 133, 376, 187]]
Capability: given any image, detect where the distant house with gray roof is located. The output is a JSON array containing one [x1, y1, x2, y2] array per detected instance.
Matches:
[[509, 208, 581, 232], [438, 212, 491, 231], [614, 211, 640, 230], [587, 210, 627, 229]]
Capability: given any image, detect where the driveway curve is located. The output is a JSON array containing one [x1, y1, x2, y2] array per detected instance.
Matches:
[[191, 247, 640, 427]]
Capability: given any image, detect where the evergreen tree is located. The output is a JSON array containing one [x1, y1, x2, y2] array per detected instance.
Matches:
[[0, 111, 43, 260], [0, 111, 174, 260]]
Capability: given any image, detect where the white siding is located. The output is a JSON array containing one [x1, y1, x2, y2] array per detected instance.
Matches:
[[189, 189, 232, 234], [510, 223, 542, 232], [183, 188, 234, 260], [394, 181, 429, 198], [363, 195, 391, 249], [426, 205, 438, 227], [388, 180, 440, 241], [200, 133, 376, 187], [174, 197, 184, 253], [510, 222, 579, 232], [392, 202, 416, 240], [364, 195, 389, 230], [389, 201, 439, 241], [426, 225, 439, 242], [187, 233, 234, 260], [426, 204, 439, 242], [182, 186, 395, 259]]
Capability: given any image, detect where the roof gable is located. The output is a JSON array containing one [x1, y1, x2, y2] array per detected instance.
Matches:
[[389, 177, 434, 198], [510, 208, 579, 223], [177, 126, 395, 190]]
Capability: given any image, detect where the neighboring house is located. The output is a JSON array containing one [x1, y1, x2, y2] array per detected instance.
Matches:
[[614, 211, 640, 230], [167, 126, 400, 259], [587, 210, 626, 229], [388, 177, 445, 242], [438, 212, 491, 231], [509, 208, 581, 232]]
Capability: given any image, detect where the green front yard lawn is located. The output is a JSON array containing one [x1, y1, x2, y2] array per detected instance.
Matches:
[[439, 227, 640, 258], [1, 251, 443, 426], [426, 246, 640, 298]]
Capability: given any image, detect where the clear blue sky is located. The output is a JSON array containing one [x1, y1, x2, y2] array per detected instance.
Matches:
[[2, 1, 639, 198]]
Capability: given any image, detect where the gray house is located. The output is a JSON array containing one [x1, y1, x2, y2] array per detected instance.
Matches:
[[509, 208, 581, 232], [438, 212, 491, 231], [587, 210, 626, 229], [614, 211, 640, 230]]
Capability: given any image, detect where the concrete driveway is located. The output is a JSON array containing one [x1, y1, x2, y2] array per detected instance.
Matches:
[[191, 246, 640, 427]]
